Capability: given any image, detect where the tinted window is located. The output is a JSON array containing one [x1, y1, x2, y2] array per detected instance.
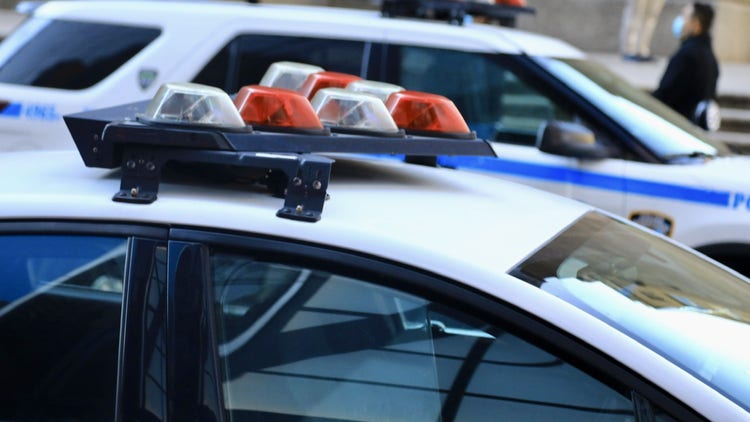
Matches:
[[193, 34, 366, 93], [210, 252, 638, 421], [385, 45, 616, 150], [0, 234, 127, 420], [0, 19, 160, 89]]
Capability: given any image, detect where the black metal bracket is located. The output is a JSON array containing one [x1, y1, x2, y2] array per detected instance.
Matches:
[[276, 155, 332, 222], [111, 144, 333, 222], [113, 145, 164, 204]]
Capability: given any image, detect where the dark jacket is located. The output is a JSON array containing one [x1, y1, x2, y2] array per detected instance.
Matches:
[[653, 34, 719, 119]]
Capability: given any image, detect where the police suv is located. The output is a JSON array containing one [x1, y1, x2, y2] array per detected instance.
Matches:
[[1, 78, 749, 421], [1, 0, 750, 272]]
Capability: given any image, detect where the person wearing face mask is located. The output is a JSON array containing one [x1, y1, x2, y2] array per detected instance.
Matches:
[[653, 2, 719, 129]]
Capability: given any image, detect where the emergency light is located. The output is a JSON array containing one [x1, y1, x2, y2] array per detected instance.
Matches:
[[387, 90, 471, 137], [65, 80, 493, 222], [234, 85, 324, 130], [346, 80, 405, 102], [311, 88, 400, 134], [259, 61, 323, 91], [140, 82, 245, 129], [298, 71, 361, 100]]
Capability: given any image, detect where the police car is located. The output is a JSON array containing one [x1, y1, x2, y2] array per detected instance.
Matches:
[[0, 79, 748, 421], [1, 0, 750, 273]]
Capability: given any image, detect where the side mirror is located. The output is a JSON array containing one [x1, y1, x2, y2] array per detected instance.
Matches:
[[536, 121, 609, 159]]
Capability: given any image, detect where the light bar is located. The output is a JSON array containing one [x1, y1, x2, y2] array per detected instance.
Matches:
[[140, 82, 245, 129], [259, 61, 324, 91], [65, 92, 496, 221], [234, 85, 323, 130], [346, 80, 405, 102], [386, 90, 471, 136], [298, 71, 362, 100], [311, 88, 400, 134]]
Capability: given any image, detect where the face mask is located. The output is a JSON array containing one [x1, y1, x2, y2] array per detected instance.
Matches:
[[672, 15, 685, 39]]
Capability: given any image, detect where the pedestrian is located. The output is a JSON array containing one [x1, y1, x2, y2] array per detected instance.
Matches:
[[653, 2, 719, 129], [620, 0, 666, 61]]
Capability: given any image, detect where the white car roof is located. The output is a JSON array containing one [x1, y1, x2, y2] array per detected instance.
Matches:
[[31, 0, 585, 58], [0, 150, 588, 275]]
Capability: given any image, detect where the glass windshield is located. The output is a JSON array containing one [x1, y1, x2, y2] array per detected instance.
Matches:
[[534, 57, 728, 159], [512, 211, 750, 411]]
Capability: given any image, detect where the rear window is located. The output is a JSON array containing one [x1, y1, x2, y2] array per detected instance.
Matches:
[[0, 19, 160, 90]]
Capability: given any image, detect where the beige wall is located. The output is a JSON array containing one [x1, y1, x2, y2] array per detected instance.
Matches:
[[714, 0, 750, 61], [518, 0, 750, 62]]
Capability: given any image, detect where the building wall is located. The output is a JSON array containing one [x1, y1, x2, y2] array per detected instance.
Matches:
[[514, 0, 750, 61], [713, 0, 750, 61]]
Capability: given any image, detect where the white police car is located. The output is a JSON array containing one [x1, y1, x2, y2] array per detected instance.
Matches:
[[0, 80, 748, 421], [1, 0, 750, 273]]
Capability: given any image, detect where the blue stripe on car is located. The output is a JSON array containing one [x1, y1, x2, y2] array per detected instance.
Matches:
[[438, 156, 731, 207], [0, 103, 22, 117]]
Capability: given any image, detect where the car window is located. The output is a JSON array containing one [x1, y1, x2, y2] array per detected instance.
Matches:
[[193, 34, 366, 93], [384, 45, 618, 150], [0, 19, 160, 90], [512, 211, 750, 412], [536, 57, 727, 158], [209, 251, 646, 421], [0, 234, 127, 421]]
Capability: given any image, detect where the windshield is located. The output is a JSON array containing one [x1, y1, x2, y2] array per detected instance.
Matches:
[[534, 57, 728, 159], [512, 211, 750, 411]]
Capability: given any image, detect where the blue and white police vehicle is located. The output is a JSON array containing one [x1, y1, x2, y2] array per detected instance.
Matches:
[[0, 79, 748, 421], [1, 0, 750, 272]]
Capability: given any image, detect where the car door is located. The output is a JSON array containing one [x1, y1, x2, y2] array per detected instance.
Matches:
[[162, 227, 701, 421], [377, 43, 629, 216]]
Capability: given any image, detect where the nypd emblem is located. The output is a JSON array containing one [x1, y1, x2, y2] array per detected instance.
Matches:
[[138, 69, 158, 90]]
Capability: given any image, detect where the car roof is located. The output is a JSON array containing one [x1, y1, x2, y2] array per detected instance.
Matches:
[[0, 150, 589, 276], [31, 0, 584, 58]]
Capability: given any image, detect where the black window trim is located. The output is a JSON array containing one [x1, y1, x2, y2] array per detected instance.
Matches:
[[170, 226, 705, 421], [0, 220, 168, 238]]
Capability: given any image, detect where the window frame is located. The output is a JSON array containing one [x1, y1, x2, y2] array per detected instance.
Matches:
[[0, 220, 168, 421]]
